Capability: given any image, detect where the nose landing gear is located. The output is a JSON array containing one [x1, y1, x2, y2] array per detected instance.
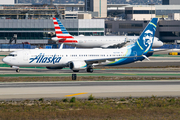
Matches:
[[11, 66, 20, 73]]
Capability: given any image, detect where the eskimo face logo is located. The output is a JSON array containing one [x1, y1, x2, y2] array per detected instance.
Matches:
[[143, 30, 153, 47]]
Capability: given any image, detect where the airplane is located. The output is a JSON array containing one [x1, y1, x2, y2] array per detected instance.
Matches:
[[51, 17, 163, 48], [3, 18, 158, 73]]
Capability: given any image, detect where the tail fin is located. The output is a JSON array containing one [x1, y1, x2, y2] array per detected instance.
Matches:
[[131, 18, 158, 56], [53, 17, 74, 39]]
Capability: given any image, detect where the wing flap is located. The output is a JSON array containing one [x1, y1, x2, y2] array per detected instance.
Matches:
[[101, 42, 129, 48], [85, 56, 139, 65], [147, 49, 170, 53]]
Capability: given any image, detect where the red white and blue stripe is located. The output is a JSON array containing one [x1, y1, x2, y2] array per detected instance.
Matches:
[[53, 17, 77, 43]]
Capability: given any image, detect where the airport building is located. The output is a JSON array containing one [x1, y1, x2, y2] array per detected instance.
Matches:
[[0, 18, 179, 44], [0, 5, 65, 19], [107, 5, 180, 17], [85, 0, 107, 17], [125, 6, 155, 20], [162, 0, 180, 5], [105, 19, 180, 43], [0, 0, 14, 5], [0, 19, 105, 45], [0, 1, 180, 44]]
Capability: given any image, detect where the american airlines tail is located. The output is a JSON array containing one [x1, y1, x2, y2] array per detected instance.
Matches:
[[53, 17, 77, 43], [129, 18, 158, 56]]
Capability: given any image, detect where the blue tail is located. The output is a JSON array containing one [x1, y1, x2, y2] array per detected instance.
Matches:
[[56, 18, 69, 34], [130, 18, 158, 56]]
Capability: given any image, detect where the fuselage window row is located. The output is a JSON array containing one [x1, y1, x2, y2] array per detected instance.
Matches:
[[29, 54, 123, 58]]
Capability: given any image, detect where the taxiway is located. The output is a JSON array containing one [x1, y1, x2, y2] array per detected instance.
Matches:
[[0, 81, 179, 100]]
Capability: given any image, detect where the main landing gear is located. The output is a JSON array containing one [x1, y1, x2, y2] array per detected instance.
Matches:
[[16, 69, 20, 73], [87, 67, 93, 73]]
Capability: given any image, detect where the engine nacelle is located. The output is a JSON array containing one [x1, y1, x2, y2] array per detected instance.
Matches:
[[69, 61, 87, 70], [46, 67, 63, 69]]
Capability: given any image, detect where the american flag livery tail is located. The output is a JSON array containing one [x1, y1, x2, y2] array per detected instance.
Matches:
[[53, 17, 77, 43]]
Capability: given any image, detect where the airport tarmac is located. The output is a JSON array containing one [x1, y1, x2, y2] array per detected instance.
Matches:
[[1, 67, 180, 77], [0, 81, 180, 100]]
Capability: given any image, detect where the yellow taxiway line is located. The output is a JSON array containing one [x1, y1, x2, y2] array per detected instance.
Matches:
[[65, 92, 88, 97]]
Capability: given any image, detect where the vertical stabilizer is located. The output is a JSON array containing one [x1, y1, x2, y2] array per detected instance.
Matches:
[[53, 17, 73, 39], [131, 18, 158, 56], [52, 18, 77, 43]]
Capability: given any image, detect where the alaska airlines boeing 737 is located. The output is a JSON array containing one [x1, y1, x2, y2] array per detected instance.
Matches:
[[51, 17, 163, 48], [3, 18, 158, 73]]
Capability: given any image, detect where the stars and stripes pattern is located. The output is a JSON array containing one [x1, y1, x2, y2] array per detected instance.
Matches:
[[53, 17, 78, 43]]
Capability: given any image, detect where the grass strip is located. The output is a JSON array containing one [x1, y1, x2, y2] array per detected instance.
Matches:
[[152, 54, 180, 57], [0, 76, 180, 82], [0, 96, 180, 119], [0, 64, 10, 67]]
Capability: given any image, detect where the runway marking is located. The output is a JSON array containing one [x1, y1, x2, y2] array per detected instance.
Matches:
[[65, 92, 88, 97]]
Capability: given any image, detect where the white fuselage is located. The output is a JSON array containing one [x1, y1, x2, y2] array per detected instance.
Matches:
[[53, 36, 163, 48], [3, 47, 131, 68]]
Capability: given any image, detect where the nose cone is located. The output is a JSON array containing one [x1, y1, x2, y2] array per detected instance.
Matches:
[[2, 57, 8, 64], [152, 39, 163, 48], [158, 40, 164, 47]]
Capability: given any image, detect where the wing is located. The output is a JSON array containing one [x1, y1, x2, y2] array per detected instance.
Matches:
[[101, 42, 130, 48], [85, 56, 139, 65], [147, 49, 171, 53]]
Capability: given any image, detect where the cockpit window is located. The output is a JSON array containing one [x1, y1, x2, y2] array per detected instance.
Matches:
[[8, 54, 17, 57]]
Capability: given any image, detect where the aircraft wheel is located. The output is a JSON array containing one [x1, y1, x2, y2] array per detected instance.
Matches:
[[87, 68, 93, 73], [16, 69, 20, 73]]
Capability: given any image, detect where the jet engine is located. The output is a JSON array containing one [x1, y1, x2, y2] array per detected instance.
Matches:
[[69, 61, 87, 71]]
